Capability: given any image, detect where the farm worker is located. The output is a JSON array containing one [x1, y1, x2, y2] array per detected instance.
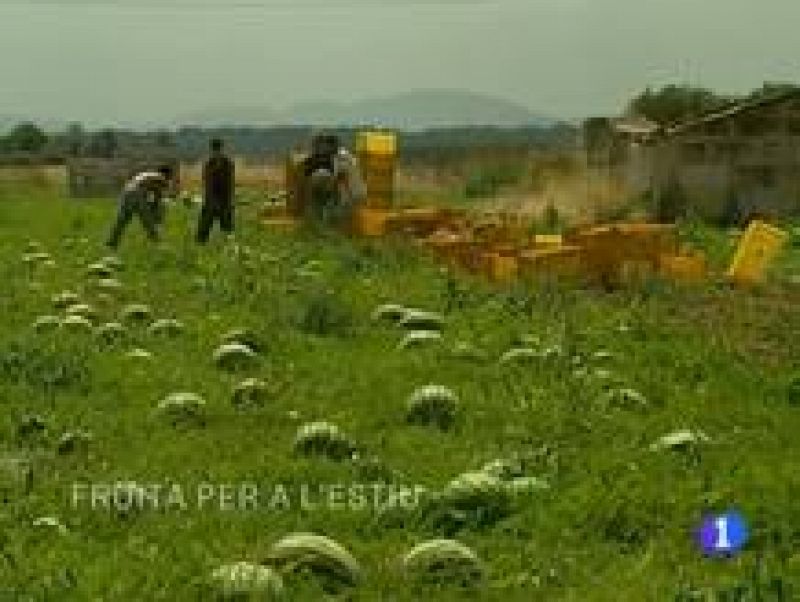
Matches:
[[333, 145, 367, 218], [106, 165, 174, 249], [301, 133, 366, 226], [197, 138, 236, 243]]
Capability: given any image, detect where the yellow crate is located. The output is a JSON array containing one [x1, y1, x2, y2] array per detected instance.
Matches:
[[493, 255, 518, 282], [354, 207, 394, 236], [533, 234, 564, 248], [423, 232, 473, 263], [565, 223, 677, 285], [727, 220, 788, 286], [620, 259, 656, 285], [385, 207, 447, 236], [360, 155, 395, 170], [364, 174, 395, 202], [517, 245, 584, 278], [365, 195, 393, 209], [359, 145, 396, 207], [659, 253, 707, 283], [479, 252, 518, 283], [356, 131, 397, 156]]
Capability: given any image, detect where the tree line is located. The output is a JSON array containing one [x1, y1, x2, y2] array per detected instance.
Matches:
[[0, 122, 576, 165], [3, 81, 796, 163], [625, 82, 798, 126]]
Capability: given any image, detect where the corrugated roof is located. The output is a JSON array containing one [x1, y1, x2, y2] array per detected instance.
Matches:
[[665, 88, 800, 136], [612, 116, 660, 136]]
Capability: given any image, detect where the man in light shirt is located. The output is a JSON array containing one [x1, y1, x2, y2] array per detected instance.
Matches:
[[302, 133, 366, 226], [106, 165, 174, 249]]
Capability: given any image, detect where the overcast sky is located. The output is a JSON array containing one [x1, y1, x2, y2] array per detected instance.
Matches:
[[1, 0, 799, 127]]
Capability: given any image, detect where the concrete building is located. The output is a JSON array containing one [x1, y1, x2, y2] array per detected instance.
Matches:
[[584, 115, 660, 196], [586, 89, 800, 221]]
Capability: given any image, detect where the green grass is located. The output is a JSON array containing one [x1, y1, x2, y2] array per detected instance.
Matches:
[[1, 180, 799, 600]]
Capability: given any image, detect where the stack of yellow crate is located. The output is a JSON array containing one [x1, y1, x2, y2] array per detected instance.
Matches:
[[483, 252, 518, 282], [356, 131, 396, 209], [385, 207, 448, 236], [517, 246, 584, 280], [566, 223, 678, 285], [353, 131, 397, 236], [658, 253, 707, 283]]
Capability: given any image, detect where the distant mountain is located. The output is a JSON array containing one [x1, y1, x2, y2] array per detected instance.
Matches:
[[0, 90, 557, 133], [178, 90, 556, 130], [177, 106, 283, 128]]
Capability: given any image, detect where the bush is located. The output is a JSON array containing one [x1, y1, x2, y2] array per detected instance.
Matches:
[[297, 290, 353, 337], [0, 339, 91, 393], [464, 162, 523, 199]]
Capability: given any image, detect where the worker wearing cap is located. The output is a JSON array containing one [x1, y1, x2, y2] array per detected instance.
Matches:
[[107, 165, 174, 249]]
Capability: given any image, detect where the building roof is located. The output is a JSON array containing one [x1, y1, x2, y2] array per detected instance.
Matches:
[[612, 116, 660, 137], [665, 88, 800, 136]]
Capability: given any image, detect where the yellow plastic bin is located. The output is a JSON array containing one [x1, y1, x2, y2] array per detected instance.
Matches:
[[354, 207, 394, 237], [533, 234, 564, 248], [726, 220, 788, 286], [356, 131, 397, 156], [517, 246, 584, 279], [480, 252, 518, 283], [659, 253, 707, 284], [357, 131, 397, 207]]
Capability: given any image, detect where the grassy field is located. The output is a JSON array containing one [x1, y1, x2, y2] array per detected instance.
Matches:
[[1, 175, 799, 600]]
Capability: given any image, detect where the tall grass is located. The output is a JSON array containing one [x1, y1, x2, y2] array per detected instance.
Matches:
[[0, 174, 798, 600]]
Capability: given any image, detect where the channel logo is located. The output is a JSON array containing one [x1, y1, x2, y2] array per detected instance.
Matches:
[[697, 510, 749, 557]]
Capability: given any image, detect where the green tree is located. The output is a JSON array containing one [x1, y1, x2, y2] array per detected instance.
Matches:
[[4, 122, 48, 153], [154, 129, 174, 148], [747, 81, 800, 100], [89, 128, 118, 158], [628, 85, 730, 126]]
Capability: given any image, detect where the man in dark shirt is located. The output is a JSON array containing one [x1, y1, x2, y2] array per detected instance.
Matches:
[[197, 138, 235, 243]]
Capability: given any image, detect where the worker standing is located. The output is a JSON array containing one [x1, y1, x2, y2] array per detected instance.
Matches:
[[107, 165, 174, 249], [333, 142, 367, 226], [197, 138, 235, 243]]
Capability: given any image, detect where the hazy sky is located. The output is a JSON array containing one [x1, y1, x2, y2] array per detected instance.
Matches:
[[2, 0, 799, 126]]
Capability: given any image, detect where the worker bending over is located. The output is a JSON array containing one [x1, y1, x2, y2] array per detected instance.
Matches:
[[107, 165, 174, 249], [302, 133, 366, 227]]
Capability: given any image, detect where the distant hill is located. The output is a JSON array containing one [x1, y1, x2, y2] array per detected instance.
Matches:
[[176, 107, 283, 129], [179, 90, 556, 130]]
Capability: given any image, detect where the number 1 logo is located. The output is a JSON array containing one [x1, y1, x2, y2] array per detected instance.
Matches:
[[698, 511, 749, 557]]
